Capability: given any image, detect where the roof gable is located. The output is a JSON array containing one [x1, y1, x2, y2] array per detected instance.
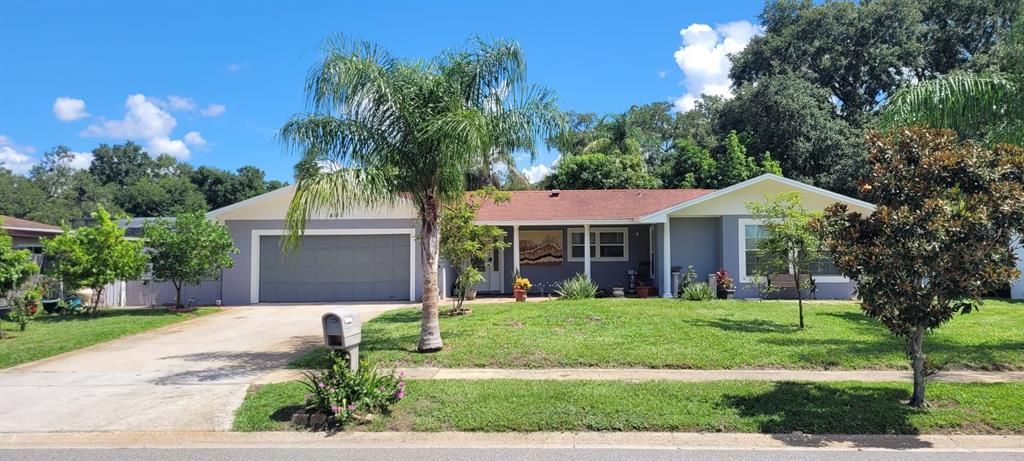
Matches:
[[641, 174, 874, 219]]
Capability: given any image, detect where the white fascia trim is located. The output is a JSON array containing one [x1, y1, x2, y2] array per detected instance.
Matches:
[[639, 174, 875, 222], [566, 227, 630, 262], [249, 228, 417, 304], [736, 218, 849, 284], [476, 219, 638, 226], [2, 227, 62, 234], [207, 185, 296, 221]]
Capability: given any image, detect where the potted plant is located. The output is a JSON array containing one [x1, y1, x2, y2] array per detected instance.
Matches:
[[22, 285, 42, 316], [635, 280, 654, 298], [715, 268, 735, 299], [513, 276, 532, 302], [611, 285, 625, 298]]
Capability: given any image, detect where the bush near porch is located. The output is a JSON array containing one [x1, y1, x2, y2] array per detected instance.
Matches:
[[290, 299, 1024, 370]]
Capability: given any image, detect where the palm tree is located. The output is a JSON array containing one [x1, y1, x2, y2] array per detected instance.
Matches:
[[881, 72, 1024, 145], [882, 16, 1024, 145], [280, 36, 562, 352]]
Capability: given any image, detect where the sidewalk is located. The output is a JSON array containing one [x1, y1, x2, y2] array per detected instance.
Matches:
[[255, 367, 1024, 384], [3, 431, 1022, 452]]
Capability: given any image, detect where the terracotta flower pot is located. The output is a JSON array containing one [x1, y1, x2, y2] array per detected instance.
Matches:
[[635, 286, 653, 298], [514, 288, 527, 302]]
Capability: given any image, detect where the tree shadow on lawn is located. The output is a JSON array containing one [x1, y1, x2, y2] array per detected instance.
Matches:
[[760, 336, 1024, 370], [690, 318, 800, 333], [31, 308, 196, 324], [723, 381, 933, 448]]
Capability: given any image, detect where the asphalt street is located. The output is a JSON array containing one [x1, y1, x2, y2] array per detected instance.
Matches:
[[3, 448, 1022, 461]]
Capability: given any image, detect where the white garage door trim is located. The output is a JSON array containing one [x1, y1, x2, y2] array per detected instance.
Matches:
[[251, 228, 416, 304]]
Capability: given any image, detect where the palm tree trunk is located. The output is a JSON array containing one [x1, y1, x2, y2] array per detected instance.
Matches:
[[908, 325, 927, 408], [417, 196, 444, 352], [795, 269, 804, 329]]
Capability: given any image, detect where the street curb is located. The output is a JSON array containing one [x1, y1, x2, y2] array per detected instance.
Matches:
[[2, 431, 1023, 452]]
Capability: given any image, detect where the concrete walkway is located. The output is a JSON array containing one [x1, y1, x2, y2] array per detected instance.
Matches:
[[257, 367, 1024, 384], [0, 302, 408, 433], [3, 431, 1023, 452]]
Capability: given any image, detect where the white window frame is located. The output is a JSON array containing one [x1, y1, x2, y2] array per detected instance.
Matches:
[[737, 219, 848, 284], [567, 227, 629, 262]]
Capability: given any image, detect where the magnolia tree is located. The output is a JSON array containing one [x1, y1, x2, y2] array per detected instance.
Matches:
[[143, 212, 238, 309], [439, 187, 509, 315], [43, 206, 148, 314], [746, 192, 822, 329], [818, 127, 1024, 408]]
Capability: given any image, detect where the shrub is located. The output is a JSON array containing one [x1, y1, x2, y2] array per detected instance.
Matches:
[[676, 265, 698, 298], [299, 351, 405, 429], [681, 283, 715, 301], [555, 273, 598, 299]]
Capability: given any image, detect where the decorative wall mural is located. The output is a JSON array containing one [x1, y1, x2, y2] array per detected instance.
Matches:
[[519, 229, 563, 266]]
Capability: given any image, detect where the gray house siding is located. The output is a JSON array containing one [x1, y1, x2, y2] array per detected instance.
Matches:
[[123, 279, 222, 307], [669, 217, 720, 288], [720, 215, 856, 300], [220, 218, 419, 305], [498, 225, 652, 294]]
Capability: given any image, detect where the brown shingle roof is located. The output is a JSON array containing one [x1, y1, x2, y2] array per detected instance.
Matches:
[[1, 215, 61, 236], [475, 189, 716, 222]]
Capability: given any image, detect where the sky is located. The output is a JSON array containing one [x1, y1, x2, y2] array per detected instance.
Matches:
[[0, 1, 763, 183]]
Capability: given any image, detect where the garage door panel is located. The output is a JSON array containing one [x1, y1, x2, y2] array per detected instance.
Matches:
[[259, 234, 410, 302]]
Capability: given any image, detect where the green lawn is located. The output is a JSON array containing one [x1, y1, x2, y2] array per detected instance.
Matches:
[[0, 308, 218, 369], [291, 298, 1024, 370], [235, 379, 1024, 434]]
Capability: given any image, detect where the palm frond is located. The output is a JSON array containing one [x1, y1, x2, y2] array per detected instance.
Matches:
[[882, 72, 1024, 145], [283, 165, 399, 251]]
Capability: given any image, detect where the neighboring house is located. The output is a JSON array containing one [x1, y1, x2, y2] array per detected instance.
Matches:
[[1, 215, 61, 264], [203, 174, 875, 304]]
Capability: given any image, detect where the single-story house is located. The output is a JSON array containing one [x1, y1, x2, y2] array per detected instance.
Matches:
[[203, 174, 875, 304], [2, 215, 61, 264]]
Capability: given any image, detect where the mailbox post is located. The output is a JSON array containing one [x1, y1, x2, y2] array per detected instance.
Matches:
[[321, 308, 362, 371]]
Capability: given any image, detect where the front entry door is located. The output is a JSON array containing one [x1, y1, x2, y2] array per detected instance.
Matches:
[[473, 248, 503, 293]]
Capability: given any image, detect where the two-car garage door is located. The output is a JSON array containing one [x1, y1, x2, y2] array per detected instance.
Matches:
[[258, 234, 411, 302]]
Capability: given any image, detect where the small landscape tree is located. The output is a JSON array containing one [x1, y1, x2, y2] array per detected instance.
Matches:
[[143, 211, 238, 309], [42, 206, 149, 314], [818, 127, 1024, 408], [439, 187, 509, 315], [746, 191, 823, 329], [0, 220, 39, 338]]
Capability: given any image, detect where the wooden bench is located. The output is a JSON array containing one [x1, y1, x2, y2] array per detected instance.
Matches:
[[768, 274, 817, 299]]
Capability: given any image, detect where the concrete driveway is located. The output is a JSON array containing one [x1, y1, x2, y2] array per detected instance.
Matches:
[[0, 303, 409, 433]]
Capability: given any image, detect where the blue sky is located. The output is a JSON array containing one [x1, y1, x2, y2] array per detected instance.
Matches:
[[0, 1, 762, 182]]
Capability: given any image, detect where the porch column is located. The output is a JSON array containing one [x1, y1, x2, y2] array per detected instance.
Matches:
[[512, 225, 521, 274], [662, 218, 672, 298], [583, 224, 592, 280]]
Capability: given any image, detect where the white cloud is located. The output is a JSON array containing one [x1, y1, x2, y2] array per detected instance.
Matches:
[[146, 137, 191, 158], [227, 63, 244, 72], [521, 164, 550, 183], [67, 151, 94, 170], [0, 135, 37, 174], [658, 70, 667, 79], [184, 131, 207, 148], [200, 103, 226, 117], [672, 20, 760, 112], [82, 94, 194, 159], [151, 96, 224, 117], [53, 97, 90, 121]]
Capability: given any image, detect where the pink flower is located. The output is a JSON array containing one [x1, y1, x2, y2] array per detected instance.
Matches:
[[318, 382, 325, 389], [347, 404, 356, 411], [399, 371, 405, 378], [395, 390, 405, 399], [398, 381, 406, 389], [331, 405, 340, 414]]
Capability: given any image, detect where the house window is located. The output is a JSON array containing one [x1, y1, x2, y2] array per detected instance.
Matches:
[[568, 228, 628, 262], [739, 220, 847, 282]]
